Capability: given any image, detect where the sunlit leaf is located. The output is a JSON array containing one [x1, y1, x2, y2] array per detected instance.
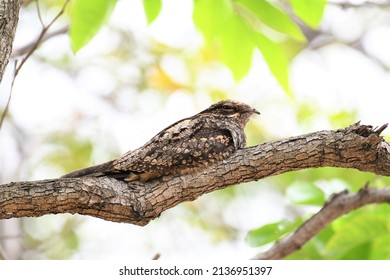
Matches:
[[370, 235, 390, 260], [371, 176, 390, 189], [247, 218, 303, 247], [142, 0, 162, 24], [236, 0, 306, 42], [286, 182, 325, 206], [193, 0, 232, 43], [324, 215, 389, 258], [254, 32, 292, 95], [290, 0, 327, 28], [70, 0, 117, 53], [219, 15, 255, 80]]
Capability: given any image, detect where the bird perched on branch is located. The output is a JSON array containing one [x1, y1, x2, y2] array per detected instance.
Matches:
[[61, 100, 260, 182]]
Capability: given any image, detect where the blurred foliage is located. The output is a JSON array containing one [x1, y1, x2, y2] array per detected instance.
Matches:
[[44, 133, 94, 173], [296, 101, 358, 130], [66, 0, 328, 94], [276, 167, 389, 193], [286, 205, 390, 260], [248, 175, 390, 259], [22, 216, 81, 259], [286, 182, 325, 206], [247, 218, 304, 247]]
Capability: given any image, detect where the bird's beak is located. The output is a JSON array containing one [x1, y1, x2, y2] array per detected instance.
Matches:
[[252, 108, 260, 115]]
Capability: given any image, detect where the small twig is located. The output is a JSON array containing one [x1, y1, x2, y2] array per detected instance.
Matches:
[[0, 0, 70, 130], [252, 186, 390, 260], [36, 0, 45, 27], [0, 234, 22, 240], [0, 61, 17, 130], [375, 123, 388, 136], [11, 25, 69, 58], [14, 0, 70, 76], [328, 0, 390, 9]]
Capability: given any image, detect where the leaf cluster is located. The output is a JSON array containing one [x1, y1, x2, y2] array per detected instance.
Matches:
[[68, 0, 327, 94], [247, 171, 390, 259]]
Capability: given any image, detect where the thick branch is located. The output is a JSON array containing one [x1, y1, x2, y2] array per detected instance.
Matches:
[[253, 186, 390, 260], [0, 0, 19, 82], [0, 123, 389, 225]]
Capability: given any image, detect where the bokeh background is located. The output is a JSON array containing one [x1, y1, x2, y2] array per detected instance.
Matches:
[[0, 0, 390, 260]]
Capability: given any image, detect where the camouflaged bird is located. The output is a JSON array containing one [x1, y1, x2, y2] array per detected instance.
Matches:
[[61, 100, 260, 182]]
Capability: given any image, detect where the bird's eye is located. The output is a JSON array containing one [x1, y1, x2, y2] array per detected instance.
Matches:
[[222, 105, 235, 112]]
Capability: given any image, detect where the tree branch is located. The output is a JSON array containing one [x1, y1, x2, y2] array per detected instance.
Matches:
[[252, 185, 390, 260], [0, 0, 20, 83], [0, 123, 389, 225]]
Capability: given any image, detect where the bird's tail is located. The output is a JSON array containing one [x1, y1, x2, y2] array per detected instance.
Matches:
[[60, 160, 115, 178]]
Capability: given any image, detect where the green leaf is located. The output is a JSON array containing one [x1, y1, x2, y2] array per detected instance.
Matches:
[[289, 0, 327, 28], [285, 240, 323, 260], [142, 0, 162, 24], [70, 0, 117, 53], [324, 215, 390, 258], [193, 0, 232, 43], [236, 0, 306, 42], [370, 235, 390, 260], [254, 32, 292, 95], [219, 15, 255, 80], [286, 182, 325, 206], [340, 243, 371, 260], [247, 218, 303, 247]]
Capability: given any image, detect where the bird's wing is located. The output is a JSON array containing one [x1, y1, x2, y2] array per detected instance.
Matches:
[[109, 117, 235, 179]]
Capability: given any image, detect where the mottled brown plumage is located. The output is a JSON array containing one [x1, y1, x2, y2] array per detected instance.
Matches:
[[61, 100, 260, 182]]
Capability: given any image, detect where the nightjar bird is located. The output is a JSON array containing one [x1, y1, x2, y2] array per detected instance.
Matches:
[[61, 100, 260, 182]]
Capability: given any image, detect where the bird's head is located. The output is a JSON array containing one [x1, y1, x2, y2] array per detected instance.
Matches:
[[200, 100, 260, 127]]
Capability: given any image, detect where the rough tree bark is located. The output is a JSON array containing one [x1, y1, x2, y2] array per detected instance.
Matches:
[[0, 123, 389, 226], [0, 0, 19, 82]]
